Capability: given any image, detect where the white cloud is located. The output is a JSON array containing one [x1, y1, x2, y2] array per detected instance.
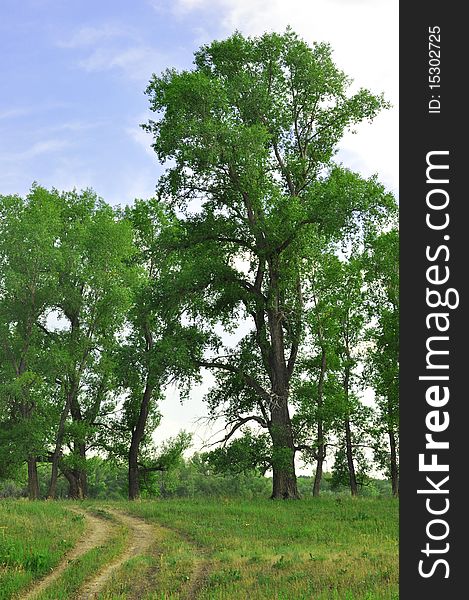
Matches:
[[118, 169, 157, 205], [0, 103, 72, 121], [57, 21, 167, 83], [57, 24, 131, 48], [76, 43, 165, 83], [0, 107, 32, 120], [0, 142, 77, 198], [0, 139, 70, 162], [338, 110, 399, 194], [34, 120, 106, 137], [145, 0, 168, 14], [126, 118, 156, 159]]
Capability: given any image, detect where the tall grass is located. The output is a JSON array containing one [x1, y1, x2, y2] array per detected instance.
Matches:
[[0, 501, 84, 600]]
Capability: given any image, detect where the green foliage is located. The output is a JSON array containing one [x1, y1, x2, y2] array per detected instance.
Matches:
[[0, 30, 399, 502], [0, 456, 392, 501], [143, 28, 396, 498], [0, 187, 63, 474], [331, 445, 370, 490], [363, 229, 399, 483], [205, 430, 272, 476]]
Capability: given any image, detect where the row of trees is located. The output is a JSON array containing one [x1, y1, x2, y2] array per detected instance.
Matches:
[[0, 455, 394, 501], [0, 29, 398, 500], [0, 187, 188, 500]]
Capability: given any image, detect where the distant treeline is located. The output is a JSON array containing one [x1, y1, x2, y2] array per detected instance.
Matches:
[[0, 455, 392, 500]]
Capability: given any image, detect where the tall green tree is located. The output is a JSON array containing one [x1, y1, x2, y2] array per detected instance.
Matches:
[[0, 187, 61, 499], [293, 251, 343, 496], [116, 199, 202, 500], [45, 189, 134, 499], [364, 229, 399, 496], [333, 256, 367, 496], [294, 251, 374, 496], [144, 29, 395, 498]]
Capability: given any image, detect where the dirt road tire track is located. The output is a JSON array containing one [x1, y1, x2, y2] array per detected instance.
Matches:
[[157, 521, 212, 600], [20, 506, 212, 600], [22, 508, 113, 600], [75, 509, 157, 600], [184, 559, 212, 600]]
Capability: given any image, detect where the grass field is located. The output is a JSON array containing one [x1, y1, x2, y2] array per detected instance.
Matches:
[[0, 502, 85, 599], [0, 497, 398, 599]]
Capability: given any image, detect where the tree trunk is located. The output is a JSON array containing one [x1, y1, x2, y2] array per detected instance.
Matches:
[[27, 456, 40, 500], [343, 346, 358, 497], [56, 442, 87, 500], [313, 347, 327, 497], [73, 441, 88, 499], [128, 460, 140, 501], [48, 389, 73, 499], [68, 394, 88, 499], [128, 376, 154, 500], [388, 427, 399, 497], [249, 256, 300, 499], [62, 468, 80, 499], [61, 464, 86, 500], [270, 398, 300, 499], [313, 447, 324, 497], [17, 318, 39, 502], [18, 391, 39, 501], [48, 460, 59, 500], [344, 418, 358, 496]]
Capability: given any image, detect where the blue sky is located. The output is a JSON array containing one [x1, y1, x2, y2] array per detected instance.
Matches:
[[1, 0, 194, 204], [0, 0, 398, 454], [1, 0, 398, 207]]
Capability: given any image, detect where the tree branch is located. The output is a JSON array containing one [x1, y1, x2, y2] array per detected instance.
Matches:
[[276, 217, 316, 254], [197, 359, 272, 406], [137, 462, 167, 472], [294, 444, 319, 460], [272, 140, 296, 196], [209, 414, 268, 447]]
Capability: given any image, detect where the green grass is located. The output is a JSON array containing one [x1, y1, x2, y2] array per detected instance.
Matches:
[[33, 509, 128, 600], [96, 528, 198, 600], [0, 500, 84, 600], [0, 497, 398, 599], [123, 497, 399, 600]]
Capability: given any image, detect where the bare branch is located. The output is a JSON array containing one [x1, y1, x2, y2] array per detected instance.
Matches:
[[208, 414, 268, 447], [294, 445, 319, 462]]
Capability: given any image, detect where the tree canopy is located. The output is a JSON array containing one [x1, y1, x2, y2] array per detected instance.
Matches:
[[0, 30, 399, 501], [143, 29, 397, 498]]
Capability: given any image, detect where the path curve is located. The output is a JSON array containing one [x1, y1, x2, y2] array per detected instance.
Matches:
[[75, 509, 156, 600], [22, 508, 112, 600]]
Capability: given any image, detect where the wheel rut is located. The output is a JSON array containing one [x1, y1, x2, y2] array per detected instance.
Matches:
[[22, 508, 112, 600], [75, 509, 156, 600], [21, 506, 211, 600]]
